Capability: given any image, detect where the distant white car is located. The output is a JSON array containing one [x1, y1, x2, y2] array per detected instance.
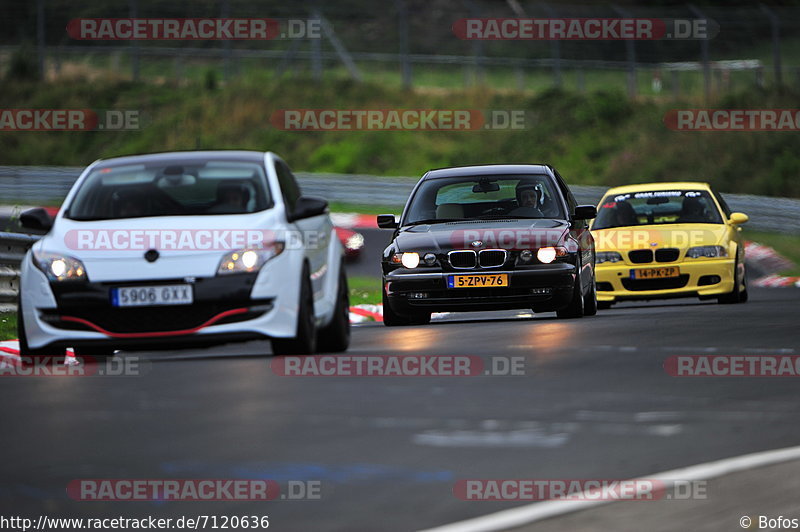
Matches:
[[17, 150, 350, 358]]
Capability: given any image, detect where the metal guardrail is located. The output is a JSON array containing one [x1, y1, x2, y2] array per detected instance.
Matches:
[[0, 232, 39, 309], [2, 166, 799, 234]]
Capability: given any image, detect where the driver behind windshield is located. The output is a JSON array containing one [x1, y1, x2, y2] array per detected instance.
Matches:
[[508, 181, 544, 217]]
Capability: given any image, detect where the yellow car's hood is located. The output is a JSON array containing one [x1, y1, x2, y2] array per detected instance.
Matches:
[[592, 223, 730, 251]]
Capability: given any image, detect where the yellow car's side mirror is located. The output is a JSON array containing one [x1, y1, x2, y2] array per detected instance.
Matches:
[[729, 212, 749, 225]]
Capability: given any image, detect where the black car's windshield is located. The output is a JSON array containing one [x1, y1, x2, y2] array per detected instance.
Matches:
[[67, 160, 272, 220], [592, 189, 723, 230], [403, 174, 565, 225]]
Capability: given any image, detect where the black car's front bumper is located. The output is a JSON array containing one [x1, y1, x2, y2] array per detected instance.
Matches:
[[383, 263, 576, 315]]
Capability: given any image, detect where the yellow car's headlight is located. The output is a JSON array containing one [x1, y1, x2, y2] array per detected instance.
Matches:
[[686, 245, 727, 259]]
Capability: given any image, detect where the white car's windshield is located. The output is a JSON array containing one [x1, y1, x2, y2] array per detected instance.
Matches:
[[67, 161, 272, 220]]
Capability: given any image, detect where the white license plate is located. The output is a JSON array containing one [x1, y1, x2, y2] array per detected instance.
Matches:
[[111, 284, 193, 307]]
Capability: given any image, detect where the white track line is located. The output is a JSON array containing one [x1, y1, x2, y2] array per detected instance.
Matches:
[[419, 444, 800, 532]]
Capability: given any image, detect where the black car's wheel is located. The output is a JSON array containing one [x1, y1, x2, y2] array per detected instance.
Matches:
[[382, 288, 431, 326], [583, 278, 598, 316], [597, 301, 614, 310], [17, 297, 64, 365], [317, 265, 351, 353], [718, 257, 747, 304], [556, 272, 585, 319], [272, 263, 317, 355]]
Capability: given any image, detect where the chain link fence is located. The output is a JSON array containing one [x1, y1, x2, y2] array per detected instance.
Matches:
[[1, 1, 795, 97]]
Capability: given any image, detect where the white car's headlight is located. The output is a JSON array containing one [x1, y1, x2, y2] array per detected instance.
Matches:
[[686, 245, 728, 259], [217, 243, 285, 275], [596, 251, 623, 263], [345, 233, 365, 251], [33, 251, 87, 282]]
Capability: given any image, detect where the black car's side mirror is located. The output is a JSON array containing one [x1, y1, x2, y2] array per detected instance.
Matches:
[[288, 196, 328, 222], [573, 205, 597, 221], [377, 214, 398, 229], [20, 207, 54, 232]]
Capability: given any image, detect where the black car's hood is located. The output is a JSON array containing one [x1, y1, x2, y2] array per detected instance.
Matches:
[[390, 218, 570, 253]]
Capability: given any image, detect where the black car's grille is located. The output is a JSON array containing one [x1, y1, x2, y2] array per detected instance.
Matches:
[[42, 304, 268, 334], [621, 275, 690, 291], [478, 249, 507, 268], [655, 248, 680, 262], [448, 250, 477, 269], [628, 250, 653, 263]]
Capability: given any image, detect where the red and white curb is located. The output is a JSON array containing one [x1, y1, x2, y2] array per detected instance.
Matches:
[[744, 241, 800, 288], [330, 212, 378, 229]]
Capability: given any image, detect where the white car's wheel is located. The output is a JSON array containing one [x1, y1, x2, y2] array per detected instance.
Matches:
[[271, 263, 317, 355]]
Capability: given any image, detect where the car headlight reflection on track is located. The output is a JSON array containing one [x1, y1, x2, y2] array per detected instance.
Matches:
[[686, 245, 728, 259], [33, 251, 87, 282], [217, 242, 285, 274]]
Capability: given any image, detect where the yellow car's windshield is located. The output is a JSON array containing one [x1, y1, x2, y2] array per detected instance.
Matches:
[[593, 189, 723, 229]]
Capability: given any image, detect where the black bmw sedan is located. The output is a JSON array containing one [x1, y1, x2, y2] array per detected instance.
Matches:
[[378, 165, 598, 326]]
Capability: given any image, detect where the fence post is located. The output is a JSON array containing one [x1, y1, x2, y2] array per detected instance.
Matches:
[[129, 0, 140, 81], [397, 0, 412, 89], [220, 0, 231, 81], [688, 4, 710, 102], [540, 3, 562, 88], [612, 5, 636, 98], [310, 8, 323, 81], [36, 0, 45, 80], [760, 4, 782, 87]]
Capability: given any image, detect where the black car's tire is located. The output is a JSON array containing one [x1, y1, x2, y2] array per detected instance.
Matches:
[[382, 289, 430, 326], [556, 272, 585, 319], [718, 257, 747, 305], [17, 297, 64, 365], [583, 279, 598, 316], [597, 301, 614, 310], [317, 265, 351, 353], [271, 264, 317, 355]]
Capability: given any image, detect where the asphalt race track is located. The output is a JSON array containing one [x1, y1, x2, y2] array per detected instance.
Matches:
[[2, 286, 798, 531]]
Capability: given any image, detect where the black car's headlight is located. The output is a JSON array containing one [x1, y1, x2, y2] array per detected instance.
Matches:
[[390, 252, 437, 268], [686, 245, 727, 259], [596, 251, 624, 264], [536, 246, 568, 264], [33, 251, 88, 282], [217, 242, 284, 275]]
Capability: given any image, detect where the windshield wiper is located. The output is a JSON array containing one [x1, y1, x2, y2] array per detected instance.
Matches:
[[475, 214, 542, 220], [405, 218, 467, 225]]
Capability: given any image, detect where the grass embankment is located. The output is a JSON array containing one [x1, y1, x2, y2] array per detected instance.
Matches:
[[2, 77, 800, 198], [743, 230, 800, 277], [0, 313, 16, 341]]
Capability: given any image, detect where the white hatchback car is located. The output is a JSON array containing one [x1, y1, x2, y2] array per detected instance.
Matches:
[[17, 150, 350, 358]]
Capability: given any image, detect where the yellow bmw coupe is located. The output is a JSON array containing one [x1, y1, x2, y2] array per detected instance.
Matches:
[[590, 182, 749, 309]]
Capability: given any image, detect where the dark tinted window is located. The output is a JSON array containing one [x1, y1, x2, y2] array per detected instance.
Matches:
[[275, 161, 302, 213]]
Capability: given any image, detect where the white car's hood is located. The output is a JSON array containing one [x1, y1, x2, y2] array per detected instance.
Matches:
[[35, 211, 285, 282]]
